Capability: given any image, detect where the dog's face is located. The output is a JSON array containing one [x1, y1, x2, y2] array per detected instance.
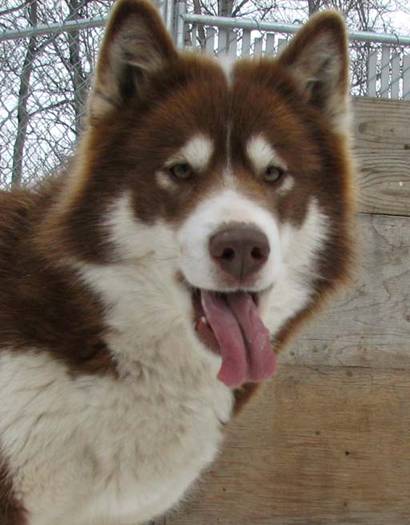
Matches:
[[61, 0, 354, 388]]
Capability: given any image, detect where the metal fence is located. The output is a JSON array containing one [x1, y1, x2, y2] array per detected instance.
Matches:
[[1, 0, 409, 190], [178, 13, 410, 100]]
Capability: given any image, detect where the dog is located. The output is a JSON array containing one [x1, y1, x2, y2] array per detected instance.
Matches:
[[0, 1, 355, 523]]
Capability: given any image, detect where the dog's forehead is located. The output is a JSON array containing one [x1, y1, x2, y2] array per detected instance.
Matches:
[[154, 57, 312, 160]]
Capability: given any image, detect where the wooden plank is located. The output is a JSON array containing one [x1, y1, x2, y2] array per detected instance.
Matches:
[[281, 213, 410, 370], [380, 45, 390, 97], [228, 30, 237, 58], [253, 36, 263, 56], [390, 53, 400, 99], [265, 33, 275, 55], [205, 27, 216, 55], [277, 37, 287, 53], [166, 365, 410, 525], [241, 29, 251, 56], [367, 50, 377, 97], [218, 27, 228, 55], [403, 55, 410, 100], [190, 24, 197, 49], [353, 97, 410, 216]]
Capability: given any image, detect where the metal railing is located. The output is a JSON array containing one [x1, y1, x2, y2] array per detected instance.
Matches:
[[0, 0, 409, 190], [175, 9, 410, 101]]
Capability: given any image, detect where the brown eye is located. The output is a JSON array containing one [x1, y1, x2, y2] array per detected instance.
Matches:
[[169, 162, 194, 180], [264, 165, 285, 183]]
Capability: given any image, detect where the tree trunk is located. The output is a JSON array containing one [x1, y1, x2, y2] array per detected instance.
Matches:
[[308, 0, 322, 16], [67, 0, 88, 137], [192, 0, 206, 49], [217, 0, 234, 53], [218, 0, 234, 16], [11, 0, 38, 186]]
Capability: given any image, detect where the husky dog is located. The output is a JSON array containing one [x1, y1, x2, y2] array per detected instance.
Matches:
[[0, 1, 354, 523]]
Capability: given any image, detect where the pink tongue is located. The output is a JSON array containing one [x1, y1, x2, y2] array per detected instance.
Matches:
[[200, 291, 277, 388]]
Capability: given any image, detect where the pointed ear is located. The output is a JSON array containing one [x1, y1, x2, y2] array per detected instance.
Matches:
[[278, 11, 350, 132], [88, 0, 177, 123]]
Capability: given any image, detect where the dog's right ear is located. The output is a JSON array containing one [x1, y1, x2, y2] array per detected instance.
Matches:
[[88, 0, 177, 122]]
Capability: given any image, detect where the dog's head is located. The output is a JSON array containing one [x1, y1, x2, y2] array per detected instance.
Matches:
[[58, 0, 355, 388]]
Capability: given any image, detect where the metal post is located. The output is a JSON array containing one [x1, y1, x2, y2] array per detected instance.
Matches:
[[175, 0, 186, 48], [164, 0, 175, 34]]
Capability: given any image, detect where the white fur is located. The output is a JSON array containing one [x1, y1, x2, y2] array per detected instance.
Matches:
[[246, 135, 294, 193], [0, 346, 231, 525], [261, 198, 329, 334], [217, 54, 236, 86], [177, 188, 283, 292], [246, 134, 287, 174], [155, 170, 178, 191], [277, 174, 295, 194], [165, 134, 213, 172]]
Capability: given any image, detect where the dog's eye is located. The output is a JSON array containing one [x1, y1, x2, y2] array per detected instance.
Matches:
[[264, 165, 285, 183], [169, 162, 194, 180]]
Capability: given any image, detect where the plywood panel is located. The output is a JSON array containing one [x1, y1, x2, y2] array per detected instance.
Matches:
[[165, 365, 410, 525], [281, 213, 410, 369], [366, 51, 377, 98], [353, 97, 410, 216]]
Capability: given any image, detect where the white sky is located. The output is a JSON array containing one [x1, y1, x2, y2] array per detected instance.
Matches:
[[390, 11, 410, 34]]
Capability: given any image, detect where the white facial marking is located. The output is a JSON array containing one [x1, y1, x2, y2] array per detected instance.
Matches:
[[222, 165, 237, 189], [260, 198, 329, 335], [217, 54, 235, 86], [247, 134, 287, 174], [177, 189, 282, 292], [166, 134, 213, 173], [104, 192, 173, 262], [156, 171, 178, 192], [277, 174, 295, 194]]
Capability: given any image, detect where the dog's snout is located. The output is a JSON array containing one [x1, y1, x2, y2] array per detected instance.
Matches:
[[209, 223, 270, 281]]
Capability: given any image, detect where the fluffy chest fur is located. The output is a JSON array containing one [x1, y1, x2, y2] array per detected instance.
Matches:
[[1, 329, 232, 525], [1, 261, 233, 524]]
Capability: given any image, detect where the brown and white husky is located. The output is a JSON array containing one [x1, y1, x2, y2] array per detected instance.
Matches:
[[0, 1, 355, 523]]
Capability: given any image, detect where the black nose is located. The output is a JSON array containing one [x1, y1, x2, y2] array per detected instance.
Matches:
[[209, 223, 270, 281]]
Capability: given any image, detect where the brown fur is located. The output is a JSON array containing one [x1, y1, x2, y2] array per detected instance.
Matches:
[[0, 185, 115, 376]]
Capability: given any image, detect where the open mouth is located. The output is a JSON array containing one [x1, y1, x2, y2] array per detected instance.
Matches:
[[191, 287, 277, 388]]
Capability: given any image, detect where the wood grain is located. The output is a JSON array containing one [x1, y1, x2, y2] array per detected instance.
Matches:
[[281, 212, 410, 369], [353, 98, 410, 216], [164, 365, 410, 525]]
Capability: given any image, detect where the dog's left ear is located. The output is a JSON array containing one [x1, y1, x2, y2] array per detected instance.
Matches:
[[88, 0, 177, 123], [278, 11, 350, 132]]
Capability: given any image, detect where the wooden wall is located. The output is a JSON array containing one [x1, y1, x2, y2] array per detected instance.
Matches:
[[155, 98, 410, 525]]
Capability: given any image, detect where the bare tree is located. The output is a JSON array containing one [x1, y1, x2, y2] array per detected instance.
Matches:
[[11, 0, 38, 186], [66, 0, 89, 136], [1, 0, 111, 188]]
